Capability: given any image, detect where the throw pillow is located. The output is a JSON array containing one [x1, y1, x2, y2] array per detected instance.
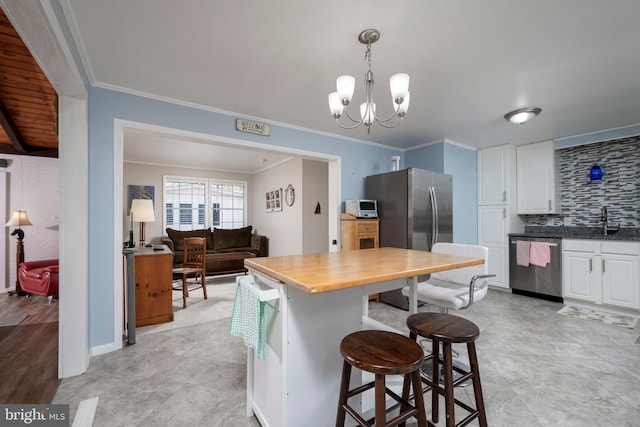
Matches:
[[213, 226, 253, 250], [166, 228, 213, 251]]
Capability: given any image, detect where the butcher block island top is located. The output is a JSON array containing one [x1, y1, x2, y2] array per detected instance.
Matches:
[[244, 246, 484, 294]]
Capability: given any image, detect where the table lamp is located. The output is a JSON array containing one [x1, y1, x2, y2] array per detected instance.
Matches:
[[5, 210, 32, 294], [130, 199, 155, 247]]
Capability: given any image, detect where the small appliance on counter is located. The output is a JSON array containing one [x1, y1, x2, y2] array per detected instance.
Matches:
[[345, 199, 378, 218]]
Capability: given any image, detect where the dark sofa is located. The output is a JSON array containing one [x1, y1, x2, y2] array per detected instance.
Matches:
[[161, 226, 268, 276]]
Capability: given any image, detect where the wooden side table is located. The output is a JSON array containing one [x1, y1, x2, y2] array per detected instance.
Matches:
[[134, 246, 174, 327]]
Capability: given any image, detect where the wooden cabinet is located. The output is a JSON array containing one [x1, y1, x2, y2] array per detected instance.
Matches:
[[563, 239, 639, 310], [135, 247, 174, 327], [477, 144, 523, 289], [341, 214, 379, 251], [517, 140, 561, 214]]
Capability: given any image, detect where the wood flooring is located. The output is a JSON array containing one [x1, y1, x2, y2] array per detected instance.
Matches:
[[0, 293, 59, 403]]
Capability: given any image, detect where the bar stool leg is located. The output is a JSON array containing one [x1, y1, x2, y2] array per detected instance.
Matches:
[[411, 370, 428, 427], [468, 342, 488, 427], [442, 341, 455, 427], [431, 338, 440, 423], [400, 373, 411, 427], [336, 360, 352, 427], [374, 373, 387, 426]]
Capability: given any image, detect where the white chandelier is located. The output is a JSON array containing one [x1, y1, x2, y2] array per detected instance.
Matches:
[[328, 29, 410, 133]]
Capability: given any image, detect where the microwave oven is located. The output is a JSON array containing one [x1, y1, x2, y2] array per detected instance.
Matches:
[[345, 199, 378, 218]]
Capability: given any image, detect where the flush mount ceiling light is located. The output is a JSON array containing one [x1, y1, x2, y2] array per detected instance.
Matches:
[[504, 107, 542, 124], [328, 29, 410, 133]]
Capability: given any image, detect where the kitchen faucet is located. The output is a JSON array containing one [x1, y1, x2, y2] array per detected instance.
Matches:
[[601, 206, 619, 235]]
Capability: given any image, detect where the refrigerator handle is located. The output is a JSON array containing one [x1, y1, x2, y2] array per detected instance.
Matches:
[[429, 186, 438, 247]]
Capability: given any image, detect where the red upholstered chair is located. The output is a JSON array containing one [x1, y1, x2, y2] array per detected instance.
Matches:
[[18, 259, 59, 303]]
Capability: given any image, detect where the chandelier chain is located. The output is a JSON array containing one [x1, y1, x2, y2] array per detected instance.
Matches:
[[364, 42, 372, 69]]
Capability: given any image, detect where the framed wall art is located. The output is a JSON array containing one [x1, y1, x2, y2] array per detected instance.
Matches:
[[265, 188, 282, 212]]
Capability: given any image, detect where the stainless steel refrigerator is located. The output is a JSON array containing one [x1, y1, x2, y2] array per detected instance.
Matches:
[[365, 168, 453, 309]]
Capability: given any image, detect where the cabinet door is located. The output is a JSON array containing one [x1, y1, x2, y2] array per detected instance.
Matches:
[[478, 206, 508, 288], [563, 251, 596, 302], [478, 145, 509, 205], [517, 140, 559, 214], [486, 246, 507, 289], [602, 254, 640, 309], [478, 206, 507, 246]]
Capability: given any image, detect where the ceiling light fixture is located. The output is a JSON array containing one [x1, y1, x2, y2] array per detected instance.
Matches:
[[504, 107, 542, 124], [328, 29, 410, 133]]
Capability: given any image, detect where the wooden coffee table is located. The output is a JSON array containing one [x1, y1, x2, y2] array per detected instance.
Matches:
[[204, 251, 256, 263]]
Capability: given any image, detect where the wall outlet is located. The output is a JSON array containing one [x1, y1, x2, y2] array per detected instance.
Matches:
[[546, 217, 555, 225], [564, 217, 572, 226]]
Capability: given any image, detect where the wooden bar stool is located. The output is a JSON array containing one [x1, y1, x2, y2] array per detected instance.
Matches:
[[336, 330, 427, 427], [406, 313, 487, 427]]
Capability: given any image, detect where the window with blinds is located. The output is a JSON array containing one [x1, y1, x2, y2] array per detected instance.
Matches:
[[164, 176, 246, 231]]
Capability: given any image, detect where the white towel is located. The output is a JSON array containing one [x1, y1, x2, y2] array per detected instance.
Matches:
[[516, 241, 530, 267], [230, 276, 266, 360]]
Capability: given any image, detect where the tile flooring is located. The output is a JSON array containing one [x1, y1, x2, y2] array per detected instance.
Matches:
[[53, 278, 640, 426]]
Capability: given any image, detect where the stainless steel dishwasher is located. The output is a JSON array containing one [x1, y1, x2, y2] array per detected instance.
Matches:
[[508, 235, 563, 302]]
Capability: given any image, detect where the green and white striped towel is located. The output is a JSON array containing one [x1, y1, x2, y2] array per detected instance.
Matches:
[[230, 276, 266, 360]]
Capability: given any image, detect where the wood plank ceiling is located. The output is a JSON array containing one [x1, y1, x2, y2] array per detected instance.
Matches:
[[0, 8, 58, 158]]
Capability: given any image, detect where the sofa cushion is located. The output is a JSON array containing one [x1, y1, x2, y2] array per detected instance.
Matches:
[[213, 226, 252, 250], [166, 228, 213, 251]]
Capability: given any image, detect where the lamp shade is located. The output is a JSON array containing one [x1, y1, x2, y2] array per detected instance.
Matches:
[[336, 75, 355, 104], [328, 92, 345, 117], [389, 73, 410, 104], [130, 199, 155, 223], [5, 210, 32, 227], [360, 102, 376, 126]]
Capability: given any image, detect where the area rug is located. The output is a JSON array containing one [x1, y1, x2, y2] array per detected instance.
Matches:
[[0, 314, 27, 327], [557, 305, 638, 329], [136, 276, 237, 336]]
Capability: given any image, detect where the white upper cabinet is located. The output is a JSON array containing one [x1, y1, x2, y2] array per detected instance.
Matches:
[[517, 140, 561, 214], [478, 144, 511, 205]]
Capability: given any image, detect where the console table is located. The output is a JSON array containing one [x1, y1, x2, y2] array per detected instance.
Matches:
[[134, 246, 173, 327]]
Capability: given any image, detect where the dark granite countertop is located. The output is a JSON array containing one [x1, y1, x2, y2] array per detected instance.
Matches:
[[509, 226, 640, 241]]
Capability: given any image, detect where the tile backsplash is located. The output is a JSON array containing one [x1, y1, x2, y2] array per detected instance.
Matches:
[[522, 136, 640, 228]]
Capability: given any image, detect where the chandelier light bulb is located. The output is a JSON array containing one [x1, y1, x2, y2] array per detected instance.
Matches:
[[328, 92, 344, 118], [336, 75, 355, 105], [360, 102, 376, 125], [389, 73, 410, 104]]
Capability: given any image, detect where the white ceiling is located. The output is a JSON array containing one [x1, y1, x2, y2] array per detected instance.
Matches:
[[64, 0, 640, 170]]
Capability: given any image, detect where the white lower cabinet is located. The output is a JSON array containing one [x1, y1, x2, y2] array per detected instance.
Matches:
[[563, 239, 640, 310]]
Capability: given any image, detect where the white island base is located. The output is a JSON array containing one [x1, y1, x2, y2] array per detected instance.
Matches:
[[247, 272, 414, 427]]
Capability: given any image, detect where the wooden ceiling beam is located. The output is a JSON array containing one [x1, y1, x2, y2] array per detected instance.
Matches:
[[0, 97, 28, 154]]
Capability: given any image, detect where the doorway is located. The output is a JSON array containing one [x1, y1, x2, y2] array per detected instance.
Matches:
[[112, 120, 341, 351]]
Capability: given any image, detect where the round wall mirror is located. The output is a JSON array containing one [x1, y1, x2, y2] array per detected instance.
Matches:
[[285, 184, 295, 206]]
